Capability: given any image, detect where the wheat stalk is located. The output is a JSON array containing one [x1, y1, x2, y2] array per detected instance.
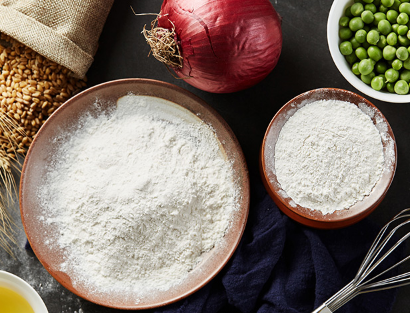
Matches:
[[0, 112, 25, 257]]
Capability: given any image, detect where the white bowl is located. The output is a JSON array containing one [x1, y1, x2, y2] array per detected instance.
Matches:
[[0, 270, 48, 312], [327, 0, 410, 103]]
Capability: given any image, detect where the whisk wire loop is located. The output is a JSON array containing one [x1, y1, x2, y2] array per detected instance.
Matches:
[[312, 209, 410, 313]]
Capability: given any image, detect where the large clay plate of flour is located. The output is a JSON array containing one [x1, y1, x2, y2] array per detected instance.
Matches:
[[260, 88, 397, 229], [20, 78, 250, 309]]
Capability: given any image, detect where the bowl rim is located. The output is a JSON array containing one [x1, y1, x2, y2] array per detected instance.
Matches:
[[260, 87, 397, 229], [0, 270, 48, 313], [327, 0, 410, 103], [19, 78, 250, 310]]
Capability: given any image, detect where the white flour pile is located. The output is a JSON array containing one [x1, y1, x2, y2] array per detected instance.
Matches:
[[274, 99, 385, 214], [37, 94, 238, 296]]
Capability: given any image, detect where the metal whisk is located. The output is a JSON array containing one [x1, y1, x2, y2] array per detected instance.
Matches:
[[312, 208, 410, 313]]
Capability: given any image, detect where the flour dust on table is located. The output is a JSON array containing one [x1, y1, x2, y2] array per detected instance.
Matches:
[[274, 99, 385, 215], [37, 94, 239, 298]]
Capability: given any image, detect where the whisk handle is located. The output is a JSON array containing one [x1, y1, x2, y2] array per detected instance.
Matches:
[[311, 303, 333, 313]]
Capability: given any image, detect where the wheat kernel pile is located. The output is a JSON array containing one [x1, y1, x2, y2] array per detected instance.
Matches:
[[0, 34, 86, 159]]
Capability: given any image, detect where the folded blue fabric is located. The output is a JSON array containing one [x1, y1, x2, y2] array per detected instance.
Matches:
[[153, 178, 401, 313]]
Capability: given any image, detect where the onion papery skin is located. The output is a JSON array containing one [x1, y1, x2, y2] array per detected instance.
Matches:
[[158, 0, 282, 93]]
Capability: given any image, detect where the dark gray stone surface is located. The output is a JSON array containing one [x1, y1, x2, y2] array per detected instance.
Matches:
[[1, 0, 409, 312]]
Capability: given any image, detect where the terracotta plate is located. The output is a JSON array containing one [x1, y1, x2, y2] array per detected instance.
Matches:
[[20, 78, 250, 309], [260, 88, 397, 229]]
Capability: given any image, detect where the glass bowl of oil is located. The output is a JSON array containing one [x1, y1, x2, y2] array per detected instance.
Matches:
[[0, 270, 48, 312]]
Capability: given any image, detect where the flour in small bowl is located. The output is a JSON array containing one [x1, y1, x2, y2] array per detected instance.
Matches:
[[274, 99, 384, 214], [37, 94, 238, 296]]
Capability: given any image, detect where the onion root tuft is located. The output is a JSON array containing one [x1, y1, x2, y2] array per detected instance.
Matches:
[[142, 17, 183, 69]]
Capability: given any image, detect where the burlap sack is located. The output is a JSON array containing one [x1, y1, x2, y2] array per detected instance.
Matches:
[[0, 0, 114, 78]]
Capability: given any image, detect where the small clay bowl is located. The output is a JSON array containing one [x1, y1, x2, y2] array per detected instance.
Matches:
[[260, 88, 397, 229], [20, 78, 250, 310]]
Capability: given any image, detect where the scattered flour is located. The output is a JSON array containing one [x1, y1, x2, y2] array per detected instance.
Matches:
[[37, 94, 238, 297], [274, 99, 385, 214]]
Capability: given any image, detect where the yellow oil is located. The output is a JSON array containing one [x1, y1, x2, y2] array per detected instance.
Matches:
[[0, 286, 35, 313]]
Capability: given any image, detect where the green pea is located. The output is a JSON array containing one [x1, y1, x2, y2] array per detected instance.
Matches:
[[397, 12, 409, 24], [355, 29, 368, 43], [387, 31, 398, 44], [368, 45, 383, 61], [387, 9, 399, 22], [378, 19, 392, 34], [346, 52, 359, 64], [351, 2, 365, 16], [387, 82, 395, 92], [356, 46, 369, 59], [352, 62, 361, 75], [362, 10, 375, 23], [359, 58, 375, 74], [374, 12, 387, 24], [398, 24, 409, 34], [392, 0, 401, 10], [392, 23, 399, 32], [371, 75, 385, 90], [350, 37, 361, 49], [398, 34, 410, 44], [378, 34, 388, 48], [345, 6, 354, 18], [385, 67, 400, 81], [376, 60, 389, 73], [340, 41, 353, 56], [374, 0, 382, 5], [361, 71, 376, 84], [382, 0, 394, 7], [392, 58, 403, 70], [394, 79, 409, 94], [350, 16, 365, 31], [339, 27, 353, 39], [383, 45, 397, 60], [397, 46, 409, 60], [400, 2, 410, 14], [404, 57, 410, 69], [366, 3, 378, 13], [400, 69, 410, 81], [367, 29, 380, 44], [384, 5, 393, 14], [339, 16, 351, 27]]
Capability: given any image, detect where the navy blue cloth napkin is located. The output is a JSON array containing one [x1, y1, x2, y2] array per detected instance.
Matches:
[[152, 178, 402, 313]]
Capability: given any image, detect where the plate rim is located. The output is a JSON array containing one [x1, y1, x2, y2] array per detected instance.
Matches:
[[19, 78, 250, 310]]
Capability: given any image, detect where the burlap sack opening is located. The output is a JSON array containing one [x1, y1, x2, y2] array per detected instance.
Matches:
[[0, 0, 114, 78]]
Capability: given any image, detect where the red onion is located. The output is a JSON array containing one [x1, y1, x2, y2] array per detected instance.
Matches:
[[147, 0, 282, 93]]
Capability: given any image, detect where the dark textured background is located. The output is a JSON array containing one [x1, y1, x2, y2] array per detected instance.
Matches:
[[1, 0, 410, 312]]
